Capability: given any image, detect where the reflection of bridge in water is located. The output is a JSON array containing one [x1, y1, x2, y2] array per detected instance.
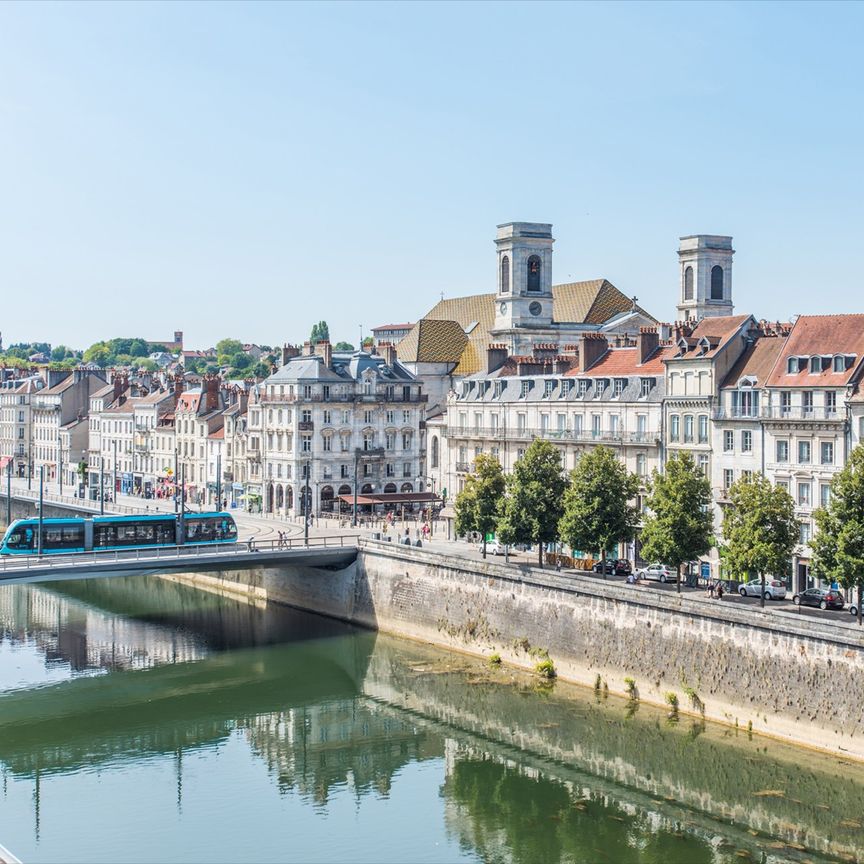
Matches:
[[1, 578, 863, 863]]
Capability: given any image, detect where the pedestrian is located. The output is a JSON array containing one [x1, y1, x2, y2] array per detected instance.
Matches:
[[555, 558, 562, 572], [716, 580, 724, 600], [708, 580, 715, 599]]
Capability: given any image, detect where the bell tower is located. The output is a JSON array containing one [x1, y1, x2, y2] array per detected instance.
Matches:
[[493, 222, 555, 332], [676, 235, 734, 322]]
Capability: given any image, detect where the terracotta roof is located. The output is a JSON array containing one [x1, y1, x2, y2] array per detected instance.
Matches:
[[721, 336, 787, 389], [208, 428, 224, 439], [563, 345, 675, 377], [372, 323, 414, 331], [397, 319, 469, 365], [177, 392, 201, 412], [765, 314, 864, 388], [669, 315, 752, 360]]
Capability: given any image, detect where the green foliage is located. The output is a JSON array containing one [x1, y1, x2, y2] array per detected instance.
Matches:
[[455, 454, 506, 557], [722, 473, 797, 582], [253, 361, 272, 379], [333, 341, 354, 352], [813, 443, 864, 621], [361, 336, 374, 349], [488, 652, 502, 666], [51, 344, 69, 361], [665, 691, 679, 709], [558, 446, 639, 567], [623, 676, 637, 699], [83, 342, 111, 366], [640, 452, 713, 588], [231, 351, 253, 370], [310, 321, 330, 344], [496, 439, 568, 567], [535, 658, 556, 679], [216, 338, 244, 367]]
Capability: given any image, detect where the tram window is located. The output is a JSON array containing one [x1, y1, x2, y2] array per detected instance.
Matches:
[[185, 517, 235, 541], [43, 524, 85, 549], [95, 519, 175, 547], [5, 527, 34, 549]]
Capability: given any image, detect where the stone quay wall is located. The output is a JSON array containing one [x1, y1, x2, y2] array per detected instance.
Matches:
[[349, 540, 864, 760]]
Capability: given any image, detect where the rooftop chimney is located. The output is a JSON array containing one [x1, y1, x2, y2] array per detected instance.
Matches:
[[379, 341, 397, 368], [486, 344, 508, 374], [281, 343, 300, 365], [637, 327, 659, 364], [314, 338, 333, 368], [578, 334, 608, 374], [204, 374, 220, 412], [303, 340, 314, 357]]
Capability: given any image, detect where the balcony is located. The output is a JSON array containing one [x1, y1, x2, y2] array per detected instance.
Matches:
[[444, 426, 660, 445], [715, 406, 842, 422], [298, 421, 314, 431], [455, 462, 471, 473]]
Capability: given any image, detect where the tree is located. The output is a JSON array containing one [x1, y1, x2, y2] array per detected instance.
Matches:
[[497, 439, 567, 568], [558, 446, 639, 578], [232, 351, 252, 371], [83, 342, 111, 367], [812, 443, 864, 625], [216, 338, 244, 366], [334, 341, 354, 352], [454, 454, 506, 559], [361, 336, 374, 350], [639, 452, 713, 594], [310, 321, 330, 345], [722, 473, 798, 608], [51, 344, 69, 361]]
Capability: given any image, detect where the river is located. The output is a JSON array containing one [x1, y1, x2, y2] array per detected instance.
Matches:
[[0, 574, 860, 864]]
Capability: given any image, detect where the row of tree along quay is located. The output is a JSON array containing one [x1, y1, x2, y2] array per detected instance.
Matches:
[[454, 439, 864, 621]]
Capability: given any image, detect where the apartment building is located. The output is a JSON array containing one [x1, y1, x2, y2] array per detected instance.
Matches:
[[0, 374, 43, 479]]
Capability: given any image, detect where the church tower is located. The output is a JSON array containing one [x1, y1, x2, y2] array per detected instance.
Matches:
[[676, 235, 734, 322], [492, 222, 555, 333]]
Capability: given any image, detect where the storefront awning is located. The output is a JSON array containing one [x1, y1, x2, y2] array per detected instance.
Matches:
[[0, 456, 11, 470], [338, 492, 441, 506]]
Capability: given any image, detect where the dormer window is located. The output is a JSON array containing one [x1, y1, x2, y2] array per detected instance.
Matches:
[[613, 379, 625, 398], [594, 379, 608, 398], [577, 379, 589, 397], [676, 338, 689, 356], [639, 378, 653, 398], [493, 381, 503, 399], [697, 337, 711, 355], [787, 357, 798, 374], [520, 381, 531, 398], [544, 380, 555, 398]]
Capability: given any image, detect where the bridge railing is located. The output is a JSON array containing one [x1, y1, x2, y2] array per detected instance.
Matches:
[[0, 535, 357, 572]]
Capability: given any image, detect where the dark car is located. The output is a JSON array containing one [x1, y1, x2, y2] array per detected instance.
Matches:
[[792, 587, 845, 611], [592, 559, 632, 576]]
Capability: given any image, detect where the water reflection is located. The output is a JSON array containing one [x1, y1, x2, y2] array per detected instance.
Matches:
[[0, 577, 859, 864]]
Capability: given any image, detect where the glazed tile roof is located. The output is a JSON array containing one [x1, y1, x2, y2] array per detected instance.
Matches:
[[397, 319, 469, 365], [721, 335, 787, 389], [765, 314, 864, 388]]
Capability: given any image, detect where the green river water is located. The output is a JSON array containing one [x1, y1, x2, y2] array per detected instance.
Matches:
[[0, 574, 861, 864]]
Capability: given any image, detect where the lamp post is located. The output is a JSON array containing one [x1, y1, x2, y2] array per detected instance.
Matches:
[[5, 458, 11, 528], [99, 454, 105, 515], [216, 453, 222, 510], [37, 465, 44, 556], [112, 440, 118, 504], [180, 463, 186, 544], [58, 433, 63, 496], [303, 458, 311, 547], [27, 442, 32, 491], [174, 449, 179, 513]]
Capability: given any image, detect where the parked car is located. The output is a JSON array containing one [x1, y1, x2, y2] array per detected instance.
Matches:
[[478, 540, 507, 556], [792, 587, 845, 611], [738, 578, 787, 601], [592, 559, 632, 576], [637, 563, 674, 583], [849, 601, 861, 618]]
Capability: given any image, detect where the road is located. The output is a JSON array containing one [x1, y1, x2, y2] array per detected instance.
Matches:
[[4, 477, 862, 628]]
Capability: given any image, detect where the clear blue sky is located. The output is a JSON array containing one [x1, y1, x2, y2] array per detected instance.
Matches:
[[1, 1, 862, 351]]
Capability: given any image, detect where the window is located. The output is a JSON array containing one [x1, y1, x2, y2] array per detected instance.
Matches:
[[521, 381, 530, 398], [556, 413, 566, 432], [799, 522, 811, 545], [500, 255, 510, 293], [303, 385, 312, 399], [517, 413, 527, 433], [540, 414, 550, 433], [578, 380, 589, 397], [741, 469, 752, 481], [636, 454, 646, 476], [613, 379, 625, 398], [798, 440, 811, 464], [723, 430, 734, 452], [780, 392, 791, 414], [802, 391, 813, 415], [526, 255, 541, 292], [402, 410, 411, 424], [821, 483, 832, 508], [723, 469, 734, 490], [341, 464, 349, 478], [322, 385, 330, 400], [798, 481, 811, 506], [363, 432, 374, 451], [683, 415, 694, 443], [640, 378, 652, 398], [821, 441, 834, 465], [698, 415, 708, 443], [670, 414, 680, 442], [609, 415, 620, 436], [776, 479, 789, 492], [591, 414, 601, 438], [386, 410, 395, 424], [573, 414, 583, 435], [825, 391, 836, 413], [698, 454, 709, 474], [385, 432, 395, 450], [491, 414, 499, 433], [741, 430, 752, 452], [594, 380, 606, 399], [683, 265, 693, 301], [403, 462, 412, 478], [402, 432, 411, 450], [544, 380, 555, 398], [363, 410, 373, 424], [322, 434, 332, 452], [776, 440, 789, 462], [710, 265, 724, 300], [323, 410, 331, 425], [301, 409, 312, 424]]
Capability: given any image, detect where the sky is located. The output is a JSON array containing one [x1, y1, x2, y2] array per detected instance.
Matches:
[[1, 0, 862, 352]]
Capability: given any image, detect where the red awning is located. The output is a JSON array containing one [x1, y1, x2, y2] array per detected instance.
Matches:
[[337, 492, 441, 505], [0, 456, 11, 470]]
